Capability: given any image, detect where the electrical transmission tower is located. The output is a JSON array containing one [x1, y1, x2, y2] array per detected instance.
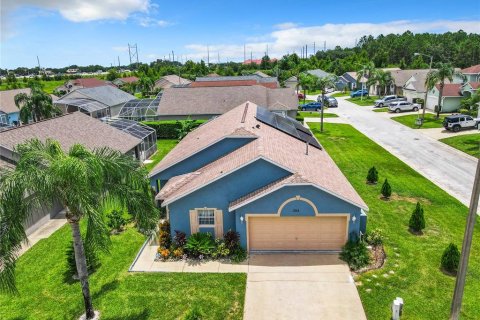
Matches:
[[128, 43, 139, 68]]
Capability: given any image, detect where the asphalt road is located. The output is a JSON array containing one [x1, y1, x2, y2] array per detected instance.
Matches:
[[332, 97, 477, 210]]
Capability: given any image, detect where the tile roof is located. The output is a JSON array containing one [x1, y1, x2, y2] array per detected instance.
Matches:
[[190, 80, 278, 89], [155, 102, 368, 210], [0, 112, 141, 153], [390, 69, 430, 87], [154, 75, 192, 89], [0, 88, 58, 114], [118, 76, 139, 83], [56, 85, 135, 107], [72, 78, 110, 88], [461, 64, 480, 74], [195, 75, 278, 83], [469, 82, 480, 89], [157, 85, 298, 116], [435, 83, 463, 97], [306, 69, 332, 78]]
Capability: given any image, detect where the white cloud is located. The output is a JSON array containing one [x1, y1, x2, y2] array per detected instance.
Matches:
[[2, 0, 150, 22], [184, 19, 480, 62], [112, 46, 129, 52], [137, 16, 172, 27], [274, 22, 299, 30]]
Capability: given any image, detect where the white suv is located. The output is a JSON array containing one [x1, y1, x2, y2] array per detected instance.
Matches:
[[443, 115, 479, 132], [388, 101, 420, 113]]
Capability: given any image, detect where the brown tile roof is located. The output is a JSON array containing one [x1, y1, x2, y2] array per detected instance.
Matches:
[[435, 83, 463, 97], [118, 76, 139, 83], [0, 88, 58, 114], [391, 69, 430, 87], [0, 112, 141, 153], [469, 82, 480, 89], [155, 102, 367, 210], [157, 85, 298, 116], [461, 64, 480, 74], [72, 78, 110, 88]]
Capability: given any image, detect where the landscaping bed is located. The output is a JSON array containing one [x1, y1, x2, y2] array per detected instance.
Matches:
[[346, 96, 378, 106], [440, 133, 480, 158], [392, 114, 444, 129], [309, 122, 480, 320]]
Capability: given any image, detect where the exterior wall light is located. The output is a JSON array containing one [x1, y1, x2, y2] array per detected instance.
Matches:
[[351, 216, 357, 223], [240, 216, 244, 223]]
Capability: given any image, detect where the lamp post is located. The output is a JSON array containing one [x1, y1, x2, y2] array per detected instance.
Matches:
[[414, 52, 433, 126]]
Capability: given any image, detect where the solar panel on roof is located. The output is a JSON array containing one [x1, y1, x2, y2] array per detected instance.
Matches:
[[255, 106, 322, 149]]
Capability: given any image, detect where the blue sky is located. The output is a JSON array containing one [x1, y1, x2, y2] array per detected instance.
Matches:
[[1, 0, 479, 68]]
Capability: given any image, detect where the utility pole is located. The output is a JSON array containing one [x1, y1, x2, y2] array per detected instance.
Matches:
[[36, 56, 42, 75], [244, 44, 246, 63], [306, 44, 308, 57], [324, 41, 326, 51], [218, 51, 220, 64], [172, 50, 175, 62], [207, 45, 210, 66], [266, 44, 269, 57], [313, 42, 316, 55], [118, 56, 120, 67], [450, 158, 480, 319], [250, 51, 253, 63]]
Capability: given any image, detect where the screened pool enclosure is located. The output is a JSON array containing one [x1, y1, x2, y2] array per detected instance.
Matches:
[[118, 93, 161, 121]]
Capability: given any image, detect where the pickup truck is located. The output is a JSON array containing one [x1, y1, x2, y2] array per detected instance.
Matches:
[[443, 114, 479, 132], [388, 101, 420, 113], [374, 95, 407, 107]]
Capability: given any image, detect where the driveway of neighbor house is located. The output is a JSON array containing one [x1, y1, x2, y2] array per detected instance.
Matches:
[[330, 97, 476, 208]]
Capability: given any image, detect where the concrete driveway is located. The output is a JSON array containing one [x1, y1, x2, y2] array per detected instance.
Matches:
[[244, 254, 366, 320], [330, 97, 477, 208]]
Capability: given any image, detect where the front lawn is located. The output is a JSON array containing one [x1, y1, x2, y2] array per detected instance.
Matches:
[[310, 123, 480, 320], [144, 139, 178, 172], [392, 114, 444, 129], [372, 107, 388, 113], [295, 111, 338, 121], [346, 96, 378, 106], [440, 133, 480, 158], [331, 92, 350, 97], [299, 99, 316, 104], [0, 80, 66, 94]]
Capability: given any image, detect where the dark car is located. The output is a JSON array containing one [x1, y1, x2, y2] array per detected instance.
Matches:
[[317, 96, 338, 108], [350, 89, 368, 98], [299, 102, 322, 111]]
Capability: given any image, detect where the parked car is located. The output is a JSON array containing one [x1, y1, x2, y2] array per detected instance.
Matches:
[[443, 114, 479, 132], [388, 101, 420, 113], [350, 89, 369, 98], [374, 95, 406, 107], [317, 96, 338, 108], [297, 93, 305, 100], [325, 87, 335, 93], [299, 102, 322, 111]]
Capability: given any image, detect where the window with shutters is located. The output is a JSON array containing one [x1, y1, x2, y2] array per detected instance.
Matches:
[[198, 209, 215, 226]]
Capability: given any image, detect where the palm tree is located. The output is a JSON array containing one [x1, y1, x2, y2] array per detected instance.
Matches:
[[356, 62, 376, 96], [14, 83, 61, 123], [425, 63, 465, 119], [371, 70, 393, 97], [0, 139, 158, 319], [315, 75, 338, 132], [298, 73, 316, 104], [138, 76, 154, 97]]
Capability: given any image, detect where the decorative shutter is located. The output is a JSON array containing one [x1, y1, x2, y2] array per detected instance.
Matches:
[[214, 210, 224, 239], [189, 210, 199, 234]]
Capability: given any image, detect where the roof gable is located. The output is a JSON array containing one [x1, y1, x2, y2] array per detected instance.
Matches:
[[461, 64, 480, 74], [57, 85, 135, 107]]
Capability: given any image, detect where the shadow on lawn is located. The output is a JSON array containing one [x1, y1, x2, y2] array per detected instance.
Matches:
[[92, 280, 120, 300]]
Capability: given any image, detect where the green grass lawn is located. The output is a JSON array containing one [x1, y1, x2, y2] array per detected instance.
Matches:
[[299, 99, 316, 104], [372, 107, 389, 113], [331, 92, 350, 97], [144, 139, 178, 172], [346, 96, 378, 106], [440, 133, 480, 158], [392, 114, 444, 129], [295, 111, 338, 121], [310, 123, 480, 320], [305, 89, 322, 95], [0, 80, 65, 94]]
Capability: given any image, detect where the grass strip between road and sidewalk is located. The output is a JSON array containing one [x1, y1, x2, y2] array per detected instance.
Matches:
[[440, 133, 480, 158]]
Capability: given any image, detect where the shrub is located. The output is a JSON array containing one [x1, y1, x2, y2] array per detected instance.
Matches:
[[158, 248, 171, 260], [66, 238, 100, 279], [158, 220, 171, 249], [224, 230, 240, 250], [107, 209, 126, 232], [185, 233, 216, 257], [340, 241, 371, 271], [381, 178, 392, 199], [172, 247, 184, 258], [366, 166, 378, 184], [173, 230, 187, 248], [365, 229, 384, 246], [441, 243, 460, 274], [142, 120, 206, 139], [230, 246, 248, 263], [409, 202, 426, 233], [182, 305, 204, 320], [211, 239, 230, 258]]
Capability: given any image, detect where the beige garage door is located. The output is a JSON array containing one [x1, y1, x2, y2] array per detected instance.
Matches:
[[248, 216, 348, 251]]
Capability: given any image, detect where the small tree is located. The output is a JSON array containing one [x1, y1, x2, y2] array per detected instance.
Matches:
[[381, 179, 392, 199], [366, 166, 378, 184], [409, 202, 426, 233], [441, 243, 460, 275]]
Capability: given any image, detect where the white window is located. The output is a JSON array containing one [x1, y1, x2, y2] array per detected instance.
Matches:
[[198, 209, 215, 226]]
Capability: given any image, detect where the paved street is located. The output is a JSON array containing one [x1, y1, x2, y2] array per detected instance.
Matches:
[[326, 97, 476, 209]]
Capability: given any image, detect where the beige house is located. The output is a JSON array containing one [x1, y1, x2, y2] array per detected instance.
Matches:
[[154, 75, 191, 90]]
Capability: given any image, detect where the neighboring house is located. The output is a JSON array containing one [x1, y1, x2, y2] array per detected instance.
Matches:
[[335, 76, 349, 91], [154, 75, 192, 90], [113, 76, 139, 87], [0, 88, 59, 128], [0, 112, 142, 235], [426, 83, 464, 112], [54, 85, 136, 118], [192, 75, 279, 89], [150, 102, 368, 252], [460, 64, 480, 83], [342, 72, 359, 90], [284, 76, 298, 89], [156, 85, 298, 120], [403, 70, 434, 103], [306, 69, 331, 79], [461, 82, 480, 97], [243, 58, 277, 65], [56, 78, 114, 95], [253, 71, 271, 78]]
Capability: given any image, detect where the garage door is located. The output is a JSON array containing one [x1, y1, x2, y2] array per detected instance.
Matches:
[[248, 216, 348, 251]]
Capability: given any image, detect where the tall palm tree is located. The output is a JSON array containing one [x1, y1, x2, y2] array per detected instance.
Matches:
[[425, 63, 465, 119], [356, 62, 376, 96], [298, 73, 316, 104], [315, 75, 338, 132], [14, 83, 61, 123], [371, 70, 393, 97], [138, 76, 154, 97], [0, 139, 158, 319]]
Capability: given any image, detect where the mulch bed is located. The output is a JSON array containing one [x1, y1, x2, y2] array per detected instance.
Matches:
[[356, 245, 386, 274]]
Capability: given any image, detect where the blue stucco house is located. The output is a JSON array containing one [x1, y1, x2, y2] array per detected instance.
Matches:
[[0, 88, 25, 127], [149, 102, 368, 252]]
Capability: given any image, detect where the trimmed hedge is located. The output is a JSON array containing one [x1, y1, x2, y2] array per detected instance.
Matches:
[[142, 120, 207, 139]]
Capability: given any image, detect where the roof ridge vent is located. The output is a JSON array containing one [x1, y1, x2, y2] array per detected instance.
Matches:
[[241, 102, 249, 123]]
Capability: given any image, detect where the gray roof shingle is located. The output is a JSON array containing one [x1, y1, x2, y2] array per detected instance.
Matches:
[[56, 86, 135, 107]]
